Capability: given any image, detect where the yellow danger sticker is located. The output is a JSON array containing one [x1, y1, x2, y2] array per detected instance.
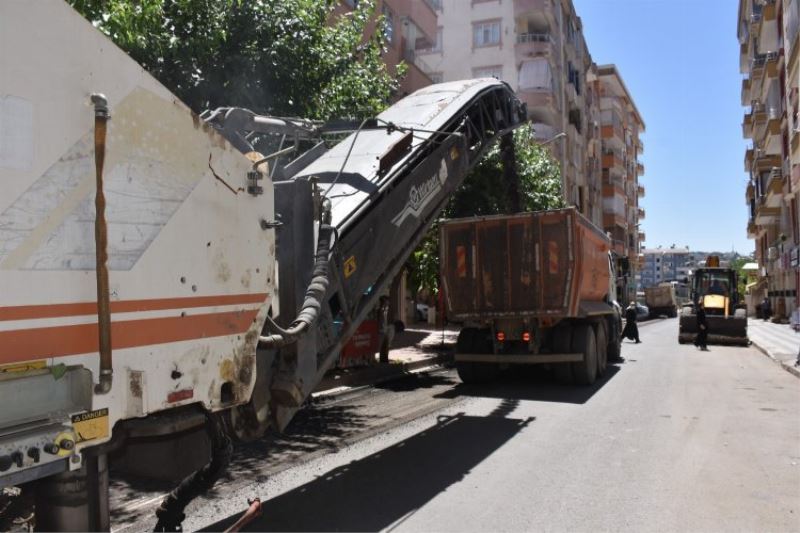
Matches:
[[344, 256, 357, 278], [72, 408, 109, 443], [0, 360, 46, 374]]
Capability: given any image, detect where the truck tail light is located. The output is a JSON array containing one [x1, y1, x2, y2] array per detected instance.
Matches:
[[522, 331, 531, 342], [496, 331, 505, 342]]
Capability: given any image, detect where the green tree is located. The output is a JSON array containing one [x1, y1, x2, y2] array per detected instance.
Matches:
[[407, 123, 565, 300], [729, 255, 755, 296], [69, 0, 404, 120]]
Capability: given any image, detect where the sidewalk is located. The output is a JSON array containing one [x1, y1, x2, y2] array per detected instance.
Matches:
[[747, 318, 800, 378], [313, 324, 459, 395]]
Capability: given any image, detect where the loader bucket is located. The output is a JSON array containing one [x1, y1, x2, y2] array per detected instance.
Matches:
[[678, 307, 749, 346]]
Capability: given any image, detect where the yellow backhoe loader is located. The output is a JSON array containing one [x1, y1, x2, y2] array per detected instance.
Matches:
[[678, 256, 749, 346]]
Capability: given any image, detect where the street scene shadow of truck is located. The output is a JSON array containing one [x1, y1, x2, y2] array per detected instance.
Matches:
[[432, 361, 622, 405], [202, 412, 533, 532]]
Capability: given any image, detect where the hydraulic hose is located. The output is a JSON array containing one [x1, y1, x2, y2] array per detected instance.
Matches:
[[258, 223, 335, 348], [153, 412, 232, 532]]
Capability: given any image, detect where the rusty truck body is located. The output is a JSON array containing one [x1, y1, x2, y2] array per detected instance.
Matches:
[[440, 207, 622, 385]]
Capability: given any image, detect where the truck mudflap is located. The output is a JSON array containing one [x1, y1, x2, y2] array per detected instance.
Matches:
[[455, 352, 584, 364], [678, 315, 749, 346]]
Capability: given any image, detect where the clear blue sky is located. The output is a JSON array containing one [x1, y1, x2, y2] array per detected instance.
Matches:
[[573, 0, 754, 255]]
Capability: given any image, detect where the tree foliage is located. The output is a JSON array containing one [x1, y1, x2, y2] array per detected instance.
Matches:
[[407, 124, 565, 300], [69, 0, 404, 120]]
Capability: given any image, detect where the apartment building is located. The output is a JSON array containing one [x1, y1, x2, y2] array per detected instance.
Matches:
[[640, 247, 695, 288], [416, 0, 645, 303], [592, 65, 646, 303], [337, 0, 439, 97], [738, 0, 800, 320]]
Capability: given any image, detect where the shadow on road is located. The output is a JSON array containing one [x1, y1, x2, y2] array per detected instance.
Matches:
[[109, 402, 386, 526], [373, 371, 459, 392], [433, 363, 623, 405], [201, 412, 533, 532]]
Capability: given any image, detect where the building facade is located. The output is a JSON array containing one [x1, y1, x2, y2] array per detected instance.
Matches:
[[337, 0, 439, 97], [640, 247, 696, 288], [593, 65, 646, 302], [738, 0, 800, 320], [417, 0, 645, 303]]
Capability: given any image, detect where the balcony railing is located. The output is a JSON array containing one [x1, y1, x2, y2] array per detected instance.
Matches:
[[517, 32, 552, 44]]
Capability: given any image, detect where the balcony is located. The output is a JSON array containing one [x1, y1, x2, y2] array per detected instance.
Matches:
[[514, 0, 552, 17], [751, 54, 766, 79], [638, 232, 646, 243], [515, 32, 555, 63], [741, 77, 751, 106], [637, 140, 644, 154], [636, 162, 644, 175], [755, 205, 781, 225], [747, 218, 758, 239], [637, 207, 645, 220], [743, 111, 754, 138], [753, 152, 782, 172], [744, 147, 754, 171], [764, 167, 784, 207], [765, 51, 780, 77], [518, 88, 557, 123], [392, 0, 437, 45], [601, 149, 625, 171], [637, 184, 645, 198]]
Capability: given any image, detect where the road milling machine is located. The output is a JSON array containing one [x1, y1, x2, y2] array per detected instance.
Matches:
[[0, 1, 528, 529], [678, 256, 749, 346]]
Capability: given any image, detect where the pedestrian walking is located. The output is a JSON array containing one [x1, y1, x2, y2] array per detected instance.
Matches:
[[694, 301, 708, 351], [621, 301, 641, 343], [762, 296, 772, 321]]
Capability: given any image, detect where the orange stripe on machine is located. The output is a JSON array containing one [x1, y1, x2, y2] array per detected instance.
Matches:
[[0, 293, 268, 322], [0, 309, 260, 364]]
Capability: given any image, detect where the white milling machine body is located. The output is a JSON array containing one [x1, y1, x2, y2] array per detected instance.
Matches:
[[0, 0, 275, 500], [0, 1, 528, 528]]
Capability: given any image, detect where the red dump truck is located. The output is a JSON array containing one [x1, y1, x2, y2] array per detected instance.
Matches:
[[440, 207, 622, 385]]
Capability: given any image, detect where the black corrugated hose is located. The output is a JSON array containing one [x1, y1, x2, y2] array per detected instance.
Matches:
[[153, 412, 233, 532], [259, 223, 336, 347]]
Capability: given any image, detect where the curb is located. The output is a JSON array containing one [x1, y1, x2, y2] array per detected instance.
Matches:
[[750, 340, 800, 379]]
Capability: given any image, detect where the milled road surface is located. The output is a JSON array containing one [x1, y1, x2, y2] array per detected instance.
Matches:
[[114, 318, 799, 532]]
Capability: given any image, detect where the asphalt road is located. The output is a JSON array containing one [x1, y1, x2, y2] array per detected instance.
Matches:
[[113, 317, 799, 532]]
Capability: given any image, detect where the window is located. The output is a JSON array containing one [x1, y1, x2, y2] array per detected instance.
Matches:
[[472, 65, 503, 80], [473, 20, 501, 47], [383, 5, 394, 44]]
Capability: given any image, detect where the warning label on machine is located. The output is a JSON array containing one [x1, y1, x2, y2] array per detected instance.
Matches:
[[72, 408, 109, 442]]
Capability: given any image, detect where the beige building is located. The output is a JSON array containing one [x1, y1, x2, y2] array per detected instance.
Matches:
[[593, 65, 646, 302], [337, 0, 439, 97], [417, 0, 645, 302], [738, 0, 800, 319]]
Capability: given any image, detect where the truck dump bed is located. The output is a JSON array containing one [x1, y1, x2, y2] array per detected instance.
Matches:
[[441, 207, 611, 320]]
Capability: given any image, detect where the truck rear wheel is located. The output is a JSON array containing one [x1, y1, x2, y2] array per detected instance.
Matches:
[[455, 328, 498, 384], [595, 323, 608, 377], [571, 324, 597, 386], [607, 324, 622, 362]]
